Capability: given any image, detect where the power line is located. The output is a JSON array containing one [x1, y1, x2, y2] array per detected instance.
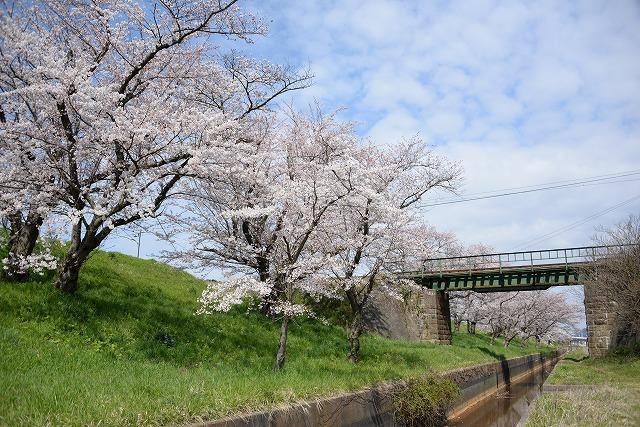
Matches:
[[420, 169, 640, 207], [448, 169, 640, 198], [510, 193, 640, 250]]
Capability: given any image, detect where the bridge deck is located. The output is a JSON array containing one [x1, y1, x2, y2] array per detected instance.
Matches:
[[401, 262, 588, 291]]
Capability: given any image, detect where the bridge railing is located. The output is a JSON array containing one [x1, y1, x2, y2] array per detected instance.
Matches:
[[418, 244, 638, 276]]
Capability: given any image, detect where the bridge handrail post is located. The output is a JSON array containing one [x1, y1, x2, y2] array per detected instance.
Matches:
[[530, 252, 534, 272]]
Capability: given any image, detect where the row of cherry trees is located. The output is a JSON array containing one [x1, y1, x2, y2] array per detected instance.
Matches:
[[0, 1, 579, 371], [450, 290, 581, 347], [0, 0, 462, 370], [162, 108, 460, 368]]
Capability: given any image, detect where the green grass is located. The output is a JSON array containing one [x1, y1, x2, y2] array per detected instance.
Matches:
[[546, 348, 640, 385], [1, 250, 550, 426], [526, 349, 640, 427]]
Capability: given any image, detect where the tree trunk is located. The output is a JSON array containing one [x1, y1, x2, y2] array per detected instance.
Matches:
[[3, 211, 43, 282], [470, 322, 477, 334], [273, 314, 290, 371], [348, 311, 364, 363], [54, 251, 85, 293], [54, 228, 101, 294]]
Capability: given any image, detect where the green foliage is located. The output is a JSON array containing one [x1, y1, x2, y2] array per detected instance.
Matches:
[[392, 374, 460, 427], [0, 249, 551, 426]]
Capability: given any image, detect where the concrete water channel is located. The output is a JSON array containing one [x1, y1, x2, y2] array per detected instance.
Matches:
[[448, 360, 554, 426], [195, 352, 561, 427]]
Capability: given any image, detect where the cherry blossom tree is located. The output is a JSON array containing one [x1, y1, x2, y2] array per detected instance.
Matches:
[[0, 164, 56, 281], [317, 139, 460, 362], [476, 292, 521, 344], [165, 108, 361, 370], [450, 291, 483, 333], [515, 291, 580, 345], [447, 243, 496, 333], [450, 289, 580, 346], [0, 0, 310, 292]]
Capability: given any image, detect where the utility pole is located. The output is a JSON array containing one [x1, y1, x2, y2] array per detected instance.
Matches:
[[136, 230, 141, 258]]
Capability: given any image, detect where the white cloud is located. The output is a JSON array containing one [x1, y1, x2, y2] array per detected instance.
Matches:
[[250, 0, 640, 251], [425, 111, 466, 137], [110, 0, 640, 268]]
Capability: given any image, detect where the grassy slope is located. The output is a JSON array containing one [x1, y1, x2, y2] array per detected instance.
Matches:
[[526, 350, 640, 427], [1, 250, 550, 427]]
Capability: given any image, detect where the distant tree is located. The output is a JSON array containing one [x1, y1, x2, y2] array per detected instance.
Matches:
[[450, 291, 483, 334], [481, 292, 521, 345], [586, 214, 640, 347], [0, 0, 310, 292], [458, 290, 579, 347], [0, 184, 55, 281], [448, 243, 496, 334], [503, 291, 579, 347]]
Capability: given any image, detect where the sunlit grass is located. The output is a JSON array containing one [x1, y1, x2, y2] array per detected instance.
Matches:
[[526, 386, 640, 427], [547, 348, 640, 385], [1, 250, 550, 426], [526, 349, 640, 427]]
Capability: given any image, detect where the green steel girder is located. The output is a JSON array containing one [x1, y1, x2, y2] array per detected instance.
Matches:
[[405, 263, 585, 292]]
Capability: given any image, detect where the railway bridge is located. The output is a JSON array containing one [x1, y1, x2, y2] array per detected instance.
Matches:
[[397, 245, 632, 356]]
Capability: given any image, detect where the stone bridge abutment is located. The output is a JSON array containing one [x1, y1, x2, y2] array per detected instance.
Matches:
[[583, 284, 620, 357], [365, 282, 625, 357]]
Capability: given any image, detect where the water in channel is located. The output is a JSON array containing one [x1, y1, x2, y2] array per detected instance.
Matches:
[[448, 365, 552, 427]]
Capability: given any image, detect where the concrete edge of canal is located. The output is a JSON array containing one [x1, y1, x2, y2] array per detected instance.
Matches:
[[183, 351, 564, 427]]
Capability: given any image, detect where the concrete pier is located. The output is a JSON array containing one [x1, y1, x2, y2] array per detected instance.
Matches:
[[362, 287, 452, 344]]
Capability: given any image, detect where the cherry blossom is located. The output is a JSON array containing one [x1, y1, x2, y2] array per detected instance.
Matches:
[[0, 1, 310, 290]]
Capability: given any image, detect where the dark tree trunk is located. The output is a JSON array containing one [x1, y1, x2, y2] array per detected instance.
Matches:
[[273, 315, 290, 371], [344, 286, 367, 363], [54, 251, 86, 293], [54, 225, 102, 294], [348, 310, 364, 363], [3, 211, 43, 282], [258, 268, 286, 318], [256, 258, 280, 317], [469, 321, 477, 334]]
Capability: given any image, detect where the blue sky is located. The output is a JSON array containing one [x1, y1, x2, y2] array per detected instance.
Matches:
[[108, 0, 640, 275]]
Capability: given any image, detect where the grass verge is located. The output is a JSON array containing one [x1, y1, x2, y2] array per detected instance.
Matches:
[[1, 250, 551, 426], [526, 349, 640, 427]]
